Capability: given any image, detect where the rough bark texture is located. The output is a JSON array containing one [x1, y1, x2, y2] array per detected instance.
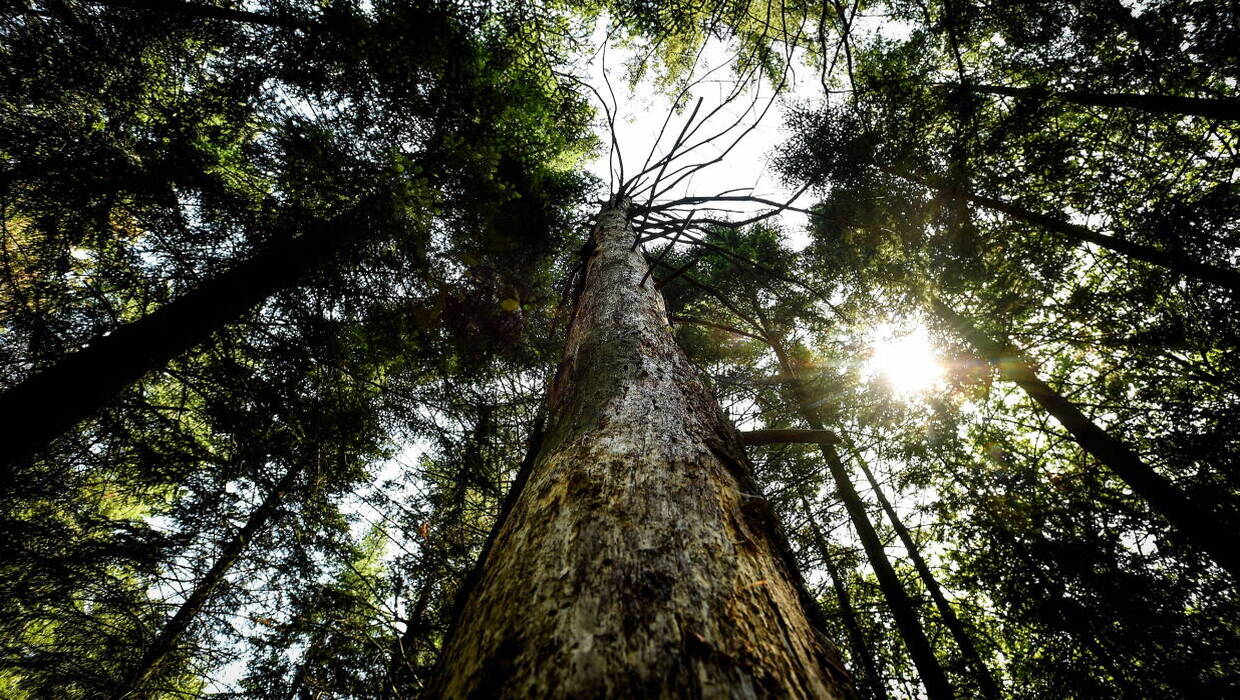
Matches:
[[430, 203, 855, 698], [931, 296, 1240, 581]]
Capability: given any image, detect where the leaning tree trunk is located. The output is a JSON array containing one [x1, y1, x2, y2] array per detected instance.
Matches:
[[887, 169, 1240, 293], [960, 83, 1240, 122], [429, 201, 856, 698], [387, 568, 438, 692], [800, 498, 891, 700], [90, 0, 321, 30], [845, 441, 1001, 699], [118, 461, 302, 698], [930, 296, 1240, 581], [765, 334, 954, 700], [0, 199, 377, 480]]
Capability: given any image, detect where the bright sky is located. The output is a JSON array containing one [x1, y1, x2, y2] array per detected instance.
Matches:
[[581, 27, 949, 401], [864, 323, 946, 396], [582, 25, 824, 250]]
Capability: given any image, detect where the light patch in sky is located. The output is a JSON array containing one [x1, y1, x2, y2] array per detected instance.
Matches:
[[582, 25, 822, 251], [865, 324, 943, 396]]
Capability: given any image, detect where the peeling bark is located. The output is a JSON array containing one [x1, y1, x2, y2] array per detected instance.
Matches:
[[430, 202, 856, 698]]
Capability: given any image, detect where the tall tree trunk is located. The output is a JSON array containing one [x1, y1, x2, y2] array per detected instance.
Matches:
[[889, 169, 1240, 292], [930, 296, 1240, 580], [800, 498, 891, 700], [387, 572, 438, 695], [844, 440, 1001, 699], [0, 201, 375, 479], [118, 461, 301, 698], [428, 201, 855, 697], [765, 335, 954, 700], [960, 83, 1240, 122]]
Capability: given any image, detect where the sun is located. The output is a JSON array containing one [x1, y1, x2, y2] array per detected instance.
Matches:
[[865, 326, 943, 395]]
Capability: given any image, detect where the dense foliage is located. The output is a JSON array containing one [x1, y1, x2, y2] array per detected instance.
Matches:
[[1, 0, 1235, 697]]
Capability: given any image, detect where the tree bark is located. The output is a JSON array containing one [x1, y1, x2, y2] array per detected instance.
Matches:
[[961, 83, 1240, 122], [0, 201, 376, 480], [845, 440, 1001, 699], [428, 201, 856, 698], [930, 296, 1240, 581], [799, 497, 891, 700], [890, 169, 1240, 293], [118, 461, 301, 698], [764, 334, 954, 700]]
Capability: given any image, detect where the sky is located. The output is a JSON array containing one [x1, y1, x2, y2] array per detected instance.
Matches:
[[577, 23, 948, 398], [581, 24, 824, 250]]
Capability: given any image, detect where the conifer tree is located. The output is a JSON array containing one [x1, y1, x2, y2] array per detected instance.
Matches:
[[3, 0, 1239, 696]]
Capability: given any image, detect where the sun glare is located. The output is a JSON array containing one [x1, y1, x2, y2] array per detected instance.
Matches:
[[866, 326, 943, 396]]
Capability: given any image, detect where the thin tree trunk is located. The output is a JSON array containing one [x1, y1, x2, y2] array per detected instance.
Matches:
[[890, 169, 1240, 292], [743, 429, 840, 445], [428, 201, 856, 697], [765, 334, 954, 700], [930, 296, 1240, 580], [0, 201, 375, 479], [962, 83, 1240, 122], [845, 440, 1002, 699], [800, 497, 891, 700], [117, 461, 301, 698], [387, 573, 437, 696]]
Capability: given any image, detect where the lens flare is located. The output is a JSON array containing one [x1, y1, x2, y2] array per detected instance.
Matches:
[[866, 327, 942, 395]]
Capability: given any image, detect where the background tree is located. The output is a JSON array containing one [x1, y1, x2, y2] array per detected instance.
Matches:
[[3, 0, 1238, 696]]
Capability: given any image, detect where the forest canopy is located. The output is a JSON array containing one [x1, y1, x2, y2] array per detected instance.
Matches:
[[1, 0, 1237, 697]]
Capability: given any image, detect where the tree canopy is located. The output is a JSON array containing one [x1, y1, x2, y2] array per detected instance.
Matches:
[[1, 0, 1236, 697]]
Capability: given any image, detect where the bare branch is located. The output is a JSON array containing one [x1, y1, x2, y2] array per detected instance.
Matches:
[[669, 315, 766, 342], [741, 429, 840, 446], [640, 212, 693, 286]]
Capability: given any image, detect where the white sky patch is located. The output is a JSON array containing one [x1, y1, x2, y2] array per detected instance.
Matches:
[[581, 24, 825, 250], [864, 322, 944, 396]]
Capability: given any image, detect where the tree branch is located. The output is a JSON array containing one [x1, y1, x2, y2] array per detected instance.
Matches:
[[741, 429, 840, 445]]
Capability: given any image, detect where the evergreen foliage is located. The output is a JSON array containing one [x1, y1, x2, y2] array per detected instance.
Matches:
[[1, 0, 1236, 697]]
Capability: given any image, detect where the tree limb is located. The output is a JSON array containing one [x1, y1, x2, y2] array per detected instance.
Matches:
[[741, 429, 840, 445]]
